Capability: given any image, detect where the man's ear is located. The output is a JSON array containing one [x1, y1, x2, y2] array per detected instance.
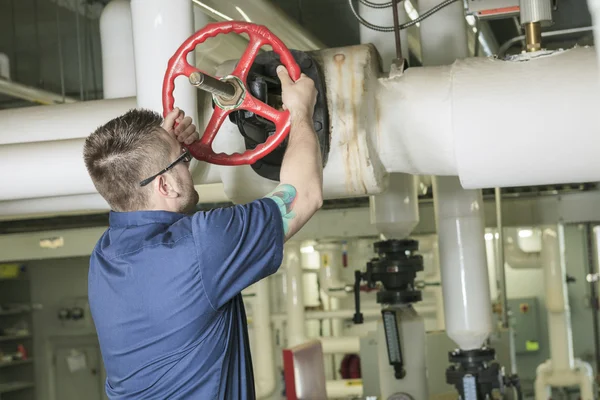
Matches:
[[154, 175, 179, 198]]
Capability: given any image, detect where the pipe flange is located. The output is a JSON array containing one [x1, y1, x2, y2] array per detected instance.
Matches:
[[449, 348, 496, 365], [377, 290, 422, 305], [375, 239, 419, 254]]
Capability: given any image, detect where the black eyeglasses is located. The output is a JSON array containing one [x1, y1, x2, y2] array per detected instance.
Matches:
[[139, 149, 192, 187]]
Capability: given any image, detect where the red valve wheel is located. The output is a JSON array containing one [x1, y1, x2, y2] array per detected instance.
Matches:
[[162, 22, 302, 166]]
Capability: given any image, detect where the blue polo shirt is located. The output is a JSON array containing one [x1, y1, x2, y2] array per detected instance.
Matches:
[[88, 198, 284, 400]]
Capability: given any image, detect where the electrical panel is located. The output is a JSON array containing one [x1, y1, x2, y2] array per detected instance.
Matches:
[[508, 297, 541, 354]]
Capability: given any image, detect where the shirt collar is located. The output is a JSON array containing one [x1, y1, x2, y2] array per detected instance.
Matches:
[[109, 210, 188, 228]]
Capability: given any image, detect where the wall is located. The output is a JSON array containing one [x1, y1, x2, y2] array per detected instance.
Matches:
[[26, 256, 105, 400]]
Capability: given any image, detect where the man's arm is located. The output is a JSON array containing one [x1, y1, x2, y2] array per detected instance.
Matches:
[[265, 66, 324, 241]]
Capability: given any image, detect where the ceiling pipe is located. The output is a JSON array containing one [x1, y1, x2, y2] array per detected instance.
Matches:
[[191, 0, 325, 50], [0, 79, 77, 105], [100, 0, 137, 99], [0, 53, 9, 80]]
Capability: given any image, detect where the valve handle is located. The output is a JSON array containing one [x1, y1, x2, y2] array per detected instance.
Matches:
[[162, 21, 301, 166]]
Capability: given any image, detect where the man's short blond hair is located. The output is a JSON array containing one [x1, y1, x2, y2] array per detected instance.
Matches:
[[83, 109, 171, 212]]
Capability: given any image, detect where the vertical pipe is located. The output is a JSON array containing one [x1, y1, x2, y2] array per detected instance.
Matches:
[[316, 242, 348, 298], [100, 0, 137, 99], [589, 0, 600, 81], [433, 176, 493, 350], [33, 0, 41, 86], [369, 173, 419, 239], [420, 0, 492, 351], [542, 225, 575, 371], [130, 0, 198, 124], [285, 243, 306, 347], [55, 7, 66, 102], [495, 187, 509, 329], [130, 0, 201, 177], [75, 5, 84, 101], [10, 0, 18, 82], [252, 278, 276, 399], [590, 225, 600, 373]]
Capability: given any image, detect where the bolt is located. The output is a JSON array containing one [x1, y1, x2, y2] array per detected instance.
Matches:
[[189, 72, 203, 86]]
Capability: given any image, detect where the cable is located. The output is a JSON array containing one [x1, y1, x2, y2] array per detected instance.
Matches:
[[359, 0, 393, 8], [348, 0, 459, 32]]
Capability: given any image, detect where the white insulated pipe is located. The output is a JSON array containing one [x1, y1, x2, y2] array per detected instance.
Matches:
[[0, 53, 9, 79], [130, 0, 198, 125], [433, 177, 493, 350], [285, 243, 307, 348], [589, 0, 600, 81], [541, 226, 574, 371], [315, 242, 348, 298], [0, 97, 136, 201], [319, 336, 361, 354], [421, 0, 492, 351], [251, 278, 276, 399], [0, 183, 228, 218], [3, 42, 600, 211], [100, 0, 137, 99], [377, 46, 600, 186], [535, 225, 595, 398], [325, 379, 363, 398], [369, 173, 419, 239], [0, 79, 77, 105]]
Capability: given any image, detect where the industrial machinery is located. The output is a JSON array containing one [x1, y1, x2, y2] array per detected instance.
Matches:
[[352, 239, 428, 399], [352, 238, 523, 400]]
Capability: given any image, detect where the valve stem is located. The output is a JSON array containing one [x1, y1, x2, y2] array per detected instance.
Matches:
[[189, 71, 236, 99]]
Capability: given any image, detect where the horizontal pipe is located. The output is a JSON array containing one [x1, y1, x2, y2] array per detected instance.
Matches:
[[319, 336, 361, 354], [271, 304, 437, 322], [379, 46, 600, 188], [2, 46, 599, 212], [325, 379, 363, 398], [0, 79, 77, 105], [271, 308, 380, 322], [0, 183, 229, 218]]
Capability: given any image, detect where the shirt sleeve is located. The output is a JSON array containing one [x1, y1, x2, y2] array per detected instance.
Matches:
[[191, 198, 284, 309]]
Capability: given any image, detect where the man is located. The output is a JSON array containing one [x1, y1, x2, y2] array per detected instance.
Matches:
[[83, 66, 323, 399]]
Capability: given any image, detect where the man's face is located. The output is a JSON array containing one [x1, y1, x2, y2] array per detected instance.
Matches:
[[159, 128, 199, 213]]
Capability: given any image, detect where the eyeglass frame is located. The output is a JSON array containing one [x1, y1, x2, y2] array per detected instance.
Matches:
[[139, 149, 192, 187]]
